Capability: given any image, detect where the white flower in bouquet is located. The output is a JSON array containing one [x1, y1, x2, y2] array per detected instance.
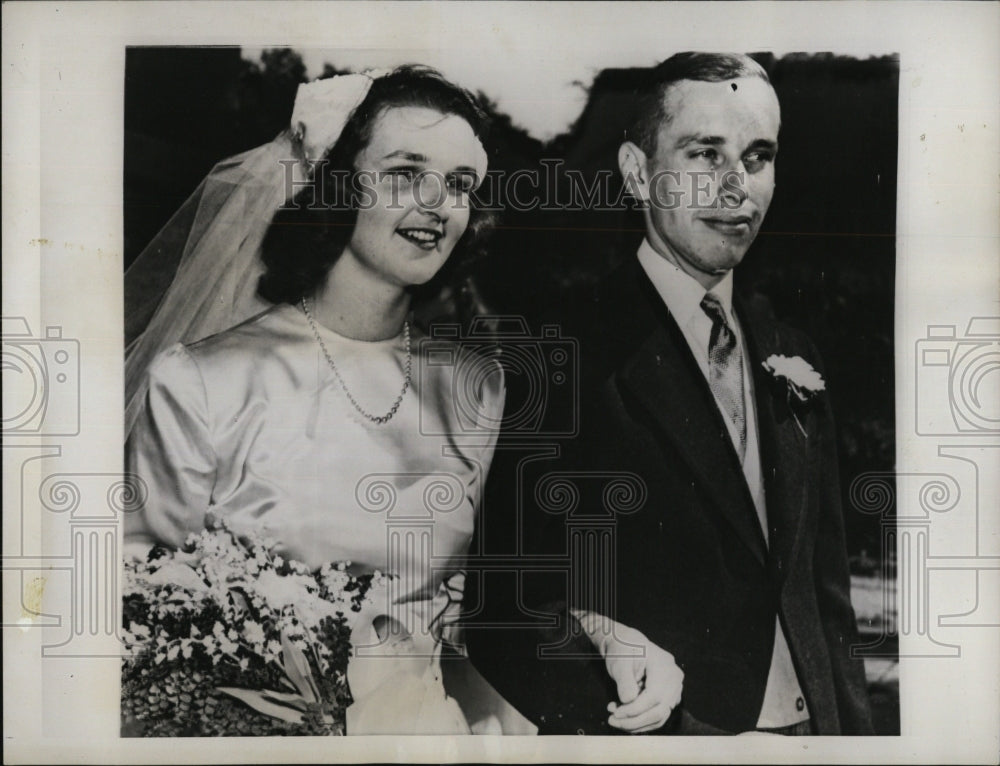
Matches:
[[121, 523, 388, 737], [253, 569, 342, 629], [144, 560, 208, 593]]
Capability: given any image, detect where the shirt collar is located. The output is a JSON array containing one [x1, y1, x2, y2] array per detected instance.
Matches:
[[636, 238, 736, 328]]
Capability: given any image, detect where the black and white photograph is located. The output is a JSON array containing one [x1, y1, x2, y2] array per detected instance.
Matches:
[[120, 46, 896, 739], [3, 2, 998, 763]]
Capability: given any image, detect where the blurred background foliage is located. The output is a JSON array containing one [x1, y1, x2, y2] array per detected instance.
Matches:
[[125, 47, 897, 566]]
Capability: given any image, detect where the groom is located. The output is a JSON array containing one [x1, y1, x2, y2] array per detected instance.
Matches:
[[467, 53, 872, 735]]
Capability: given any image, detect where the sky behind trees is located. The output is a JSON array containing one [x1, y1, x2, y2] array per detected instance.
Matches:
[[240, 44, 891, 141]]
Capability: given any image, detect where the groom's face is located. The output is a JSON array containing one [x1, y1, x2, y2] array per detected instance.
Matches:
[[636, 76, 780, 288]]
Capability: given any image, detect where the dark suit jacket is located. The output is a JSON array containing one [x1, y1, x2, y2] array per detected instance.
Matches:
[[465, 257, 873, 735]]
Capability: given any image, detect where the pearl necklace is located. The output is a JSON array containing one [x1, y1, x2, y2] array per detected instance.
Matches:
[[301, 297, 411, 425]]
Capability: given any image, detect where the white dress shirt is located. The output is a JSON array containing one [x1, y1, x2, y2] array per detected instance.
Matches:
[[637, 240, 809, 729]]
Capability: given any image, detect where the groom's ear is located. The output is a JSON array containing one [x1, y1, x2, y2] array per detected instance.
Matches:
[[618, 141, 650, 202]]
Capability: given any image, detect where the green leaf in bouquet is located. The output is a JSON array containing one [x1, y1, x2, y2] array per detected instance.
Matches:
[[279, 631, 320, 705], [260, 689, 310, 712], [215, 687, 305, 724]]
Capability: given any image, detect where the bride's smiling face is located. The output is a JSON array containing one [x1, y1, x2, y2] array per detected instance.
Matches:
[[343, 106, 482, 287]]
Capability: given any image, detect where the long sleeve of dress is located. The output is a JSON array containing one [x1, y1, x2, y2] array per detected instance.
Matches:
[[125, 343, 217, 549]]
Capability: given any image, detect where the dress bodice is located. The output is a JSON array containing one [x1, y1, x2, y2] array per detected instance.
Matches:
[[125, 303, 504, 658]]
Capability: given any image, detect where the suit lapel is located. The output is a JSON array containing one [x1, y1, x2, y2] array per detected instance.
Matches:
[[737, 298, 808, 585], [611, 265, 768, 567]]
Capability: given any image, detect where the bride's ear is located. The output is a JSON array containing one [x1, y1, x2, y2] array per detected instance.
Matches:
[[618, 141, 650, 202]]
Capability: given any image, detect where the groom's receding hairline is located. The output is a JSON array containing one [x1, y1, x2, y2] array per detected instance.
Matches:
[[628, 53, 772, 155]]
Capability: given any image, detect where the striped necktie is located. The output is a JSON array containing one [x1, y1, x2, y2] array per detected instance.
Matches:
[[701, 292, 747, 461]]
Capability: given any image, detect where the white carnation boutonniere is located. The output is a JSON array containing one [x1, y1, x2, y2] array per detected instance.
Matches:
[[762, 354, 826, 435]]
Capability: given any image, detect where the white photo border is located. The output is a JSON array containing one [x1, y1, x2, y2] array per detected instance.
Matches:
[[3, 1, 998, 763]]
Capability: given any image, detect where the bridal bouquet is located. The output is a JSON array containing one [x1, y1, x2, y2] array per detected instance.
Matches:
[[121, 524, 387, 736]]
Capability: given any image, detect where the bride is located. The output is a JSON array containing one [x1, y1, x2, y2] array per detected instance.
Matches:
[[124, 65, 529, 734], [125, 64, 684, 736]]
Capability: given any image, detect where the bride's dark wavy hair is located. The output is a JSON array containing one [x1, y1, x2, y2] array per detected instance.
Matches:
[[258, 65, 494, 304]]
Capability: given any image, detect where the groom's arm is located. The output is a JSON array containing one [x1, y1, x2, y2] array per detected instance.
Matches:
[[465, 308, 708, 735], [466, 439, 695, 735], [466, 593, 702, 735], [463, 331, 623, 733], [570, 609, 685, 733], [464, 429, 619, 733]]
